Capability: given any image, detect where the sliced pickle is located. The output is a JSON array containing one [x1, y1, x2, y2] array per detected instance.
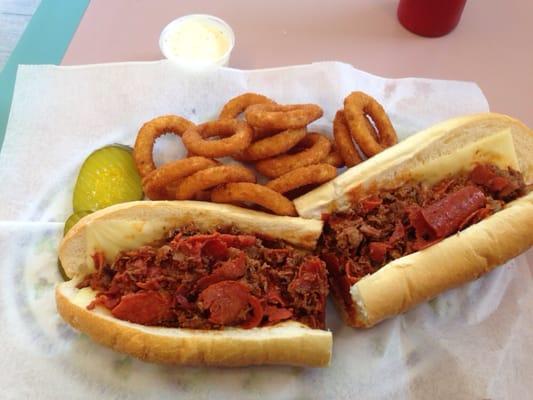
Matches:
[[59, 210, 92, 281], [63, 210, 92, 235], [73, 145, 143, 212], [57, 259, 69, 281]]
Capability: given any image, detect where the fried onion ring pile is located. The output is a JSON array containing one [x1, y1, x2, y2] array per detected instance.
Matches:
[[131, 91, 397, 216]]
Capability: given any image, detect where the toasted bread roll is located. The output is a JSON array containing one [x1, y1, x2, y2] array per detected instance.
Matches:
[[57, 201, 331, 366], [295, 113, 533, 327]]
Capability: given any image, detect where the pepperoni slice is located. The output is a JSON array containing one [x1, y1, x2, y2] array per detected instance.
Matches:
[[470, 164, 497, 185], [88, 294, 120, 310], [488, 176, 510, 192], [201, 238, 228, 259], [360, 195, 382, 213], [219, 233, 257, 248], [214, 251, 246, 278], [407, 205, 433, 239], [368, 242, 391, 263], [198, 281, 251, 326], [196, 251, 247, 290], [458, 206, 492, 231], [470, 164, 512, 194], [264, 305, 293, 324], [298, 257, 326, 276], [111, 291, 172, 325], [421, 186, 486, 238], [289, 258, 327, 293], [241, 295, 264, 329], [172, 233, 256, 257]]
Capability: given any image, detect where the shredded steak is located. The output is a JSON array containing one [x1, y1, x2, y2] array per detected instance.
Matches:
[[79, 226, 328, 330], [319, 163, 526, 315]]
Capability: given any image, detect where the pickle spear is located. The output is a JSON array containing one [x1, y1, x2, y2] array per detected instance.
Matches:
[[73, 145, 143, 212]]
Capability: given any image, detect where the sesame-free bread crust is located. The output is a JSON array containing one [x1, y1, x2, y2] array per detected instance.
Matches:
[[294, 113, 533, 328], [57, 201, 331, 366], [56, 281, 332, 367]]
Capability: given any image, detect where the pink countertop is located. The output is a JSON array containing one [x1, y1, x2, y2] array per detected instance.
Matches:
[[62, 0, 532, 126]]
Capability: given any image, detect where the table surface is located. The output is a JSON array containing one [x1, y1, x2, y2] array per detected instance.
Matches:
[[62, 0, 533, 127]]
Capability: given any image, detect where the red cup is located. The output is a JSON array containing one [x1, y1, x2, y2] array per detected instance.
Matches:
[[397, 0, 467, 37]]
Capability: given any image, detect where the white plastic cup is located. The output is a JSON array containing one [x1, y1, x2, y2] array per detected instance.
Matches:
[[159, 14, 235, 69]]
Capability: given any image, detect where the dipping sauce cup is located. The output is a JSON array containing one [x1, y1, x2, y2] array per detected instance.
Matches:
[[159, 14, 235, 69]]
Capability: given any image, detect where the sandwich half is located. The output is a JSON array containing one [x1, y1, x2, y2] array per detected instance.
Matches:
[[295, 113, 533, 328], [57, 201, 332, 366]]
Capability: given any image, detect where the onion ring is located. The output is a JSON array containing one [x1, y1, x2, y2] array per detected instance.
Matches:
[[265, 164, 337, 194], [245, 104, 323, 130], [174, 165, 256, 200], [219, 93, 277, 140], [219, 93, 276, 120], [211, 183, 297, 216], [255, 133, 331, 178], [182, 120, 253, 158], [252, 128, 281, 140], [133, 115, 194, 177], [323, 140, 345, 167], [235, 128, 306, 161], [333, 110, 363, 167], [142, 157, 218, 200], [343, 91, 398, 157]]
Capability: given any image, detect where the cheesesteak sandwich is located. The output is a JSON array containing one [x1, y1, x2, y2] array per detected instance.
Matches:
[[294, 113, 533, 328], [56, 201, 331, 367]]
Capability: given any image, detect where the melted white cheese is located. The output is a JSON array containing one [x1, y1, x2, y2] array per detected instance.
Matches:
[[85, 219, 169, 269], [410, 129, 518, 184]]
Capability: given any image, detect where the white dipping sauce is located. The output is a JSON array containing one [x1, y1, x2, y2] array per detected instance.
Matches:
[[160, 15, 234, 67]]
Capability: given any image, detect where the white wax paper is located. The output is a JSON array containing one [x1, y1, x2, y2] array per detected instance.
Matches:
[[0, 61, 531, 400]]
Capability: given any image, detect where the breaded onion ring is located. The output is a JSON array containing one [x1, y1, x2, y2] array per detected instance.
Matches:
[[323, 140, 345, 168], [333, 110, 363, 167], [343, 91, 398, 157], [219, 93, 277, 140], [174, 165, 256, 200], [211, 183, 297, 217], [266, 164, 337, 194], [236, 128, 306, 161], [133, 115, 194, 177], [245, 104, 323, 130], [252, 128, 281, 140], [255, 133, 331, 178], [219, 93, 276, 120], [182, 120, 254, 158], [142, 157, 218, 200]]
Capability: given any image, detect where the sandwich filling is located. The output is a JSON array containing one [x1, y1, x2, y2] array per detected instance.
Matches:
[[319, 163, 526, 319], [78, 225, 328, 329]]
